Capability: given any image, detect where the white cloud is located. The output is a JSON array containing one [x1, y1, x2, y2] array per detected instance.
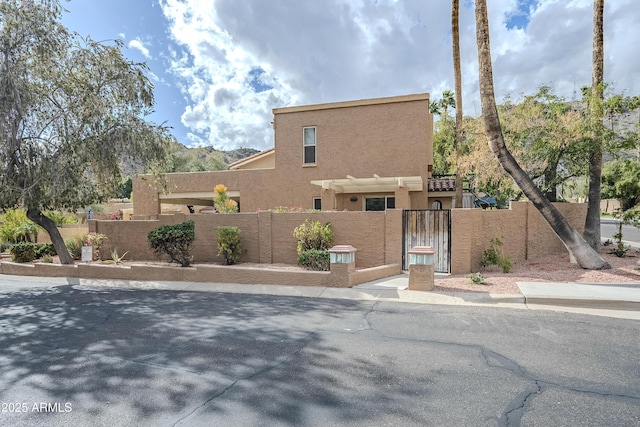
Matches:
[[128, 38, 152, 59], [159, 0, 640, 150]]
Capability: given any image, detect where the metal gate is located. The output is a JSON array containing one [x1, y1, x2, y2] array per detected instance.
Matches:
[[402, 210, 451, 273]]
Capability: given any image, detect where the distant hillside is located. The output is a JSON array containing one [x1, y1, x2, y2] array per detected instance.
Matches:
[[168, 142, 261, 173]]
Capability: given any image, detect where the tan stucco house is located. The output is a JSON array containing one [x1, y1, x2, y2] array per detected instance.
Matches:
[[133, 93, 458, 217]]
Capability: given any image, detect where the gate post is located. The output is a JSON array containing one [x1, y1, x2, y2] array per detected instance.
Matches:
[[407, 246, 435, 291]]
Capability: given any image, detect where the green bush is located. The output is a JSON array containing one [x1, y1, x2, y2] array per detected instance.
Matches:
[[35, 243, 56, 258], [293, 219, 333, 255], [481, 237, 512, 273], [293, 219, 333, 271], [147, 220, 195, 267], [216, 226, 242, 265], [297, 249, 331, 271], [0, 209, 39, 243], [10, 242, 37, 263], [8, 242, 56, 262]]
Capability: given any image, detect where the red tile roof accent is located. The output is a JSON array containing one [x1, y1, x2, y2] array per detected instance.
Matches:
[[428, 177, 456, 192]]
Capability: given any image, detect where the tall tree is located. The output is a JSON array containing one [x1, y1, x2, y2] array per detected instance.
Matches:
[[451, 0, 464, 207], [583, 0, 605, 250], [0, 0, 171, 264], [474, 0, 609, 269], [430, 91, 456, 175]]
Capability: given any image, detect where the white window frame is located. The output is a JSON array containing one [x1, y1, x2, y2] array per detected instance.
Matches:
[[303, 126, 316, 165], [313, 197, 322, 210]]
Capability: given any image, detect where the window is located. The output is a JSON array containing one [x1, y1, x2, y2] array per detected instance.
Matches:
[[432, 200, 442, 210], [313, 197, 322, 210], [365, 196, 395, 211], [303, 126, 316, 164]]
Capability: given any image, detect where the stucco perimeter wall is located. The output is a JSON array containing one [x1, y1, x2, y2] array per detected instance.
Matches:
[[91, 210, 402, 269], [450, 201, 587, 274]]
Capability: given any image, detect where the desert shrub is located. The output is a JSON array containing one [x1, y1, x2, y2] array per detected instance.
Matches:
[[293, 219, 333, 271], [293, 219, 333, 255], [65, 236, 86, 260], [216, 226, 242, 265], [10, 242, 37, 263], [147, 220, 195, 267], [481, 237, 512, 273], [86, 232, 108, 260], [0, 242, 13, 253], [213, 184, 238, 213], [106, 210, 123, 220], [467, 272, 486, 285], [297, 249, 331, 271]]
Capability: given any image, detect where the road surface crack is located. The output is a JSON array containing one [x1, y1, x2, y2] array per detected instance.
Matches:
[[171, 331, 316, 426]]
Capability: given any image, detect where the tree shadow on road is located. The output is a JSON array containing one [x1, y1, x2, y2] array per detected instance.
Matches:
[[0, 284, 432, 426]]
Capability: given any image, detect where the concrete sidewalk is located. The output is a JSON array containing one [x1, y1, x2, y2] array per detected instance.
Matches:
[[1, 273, 639, 319], [357, 273, 640, 303]]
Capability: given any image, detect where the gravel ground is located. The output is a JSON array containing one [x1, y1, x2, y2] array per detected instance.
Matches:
[[435, 247, 640, 294]]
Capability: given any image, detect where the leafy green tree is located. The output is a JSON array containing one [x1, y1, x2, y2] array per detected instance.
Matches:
[[431, 114, 456, 175], [601, 160, 640, 211], [459, 87, 588, 203], [430, 91, 456, 175], [0, 0, 171, 264], [168, 143, 227, 172], [500, 86, 587, 201]]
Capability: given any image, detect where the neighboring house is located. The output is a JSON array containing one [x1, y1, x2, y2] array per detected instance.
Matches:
[[133, 93, 460, 217]]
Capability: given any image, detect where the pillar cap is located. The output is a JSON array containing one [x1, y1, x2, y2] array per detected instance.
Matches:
[[329, 245, 357, 253], [408, 246, 435, 255]]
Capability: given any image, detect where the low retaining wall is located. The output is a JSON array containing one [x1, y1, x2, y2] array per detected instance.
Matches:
[[0, 261, 401, 288]]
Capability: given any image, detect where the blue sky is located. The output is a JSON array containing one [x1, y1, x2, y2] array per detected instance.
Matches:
[[61, 0, 640, 151]]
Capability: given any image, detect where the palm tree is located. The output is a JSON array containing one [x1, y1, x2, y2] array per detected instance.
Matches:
[[452, 0, 464, 207], [474, 0, 609, 269], [430, 90, 456, 119], [583, 0, 605, 251]]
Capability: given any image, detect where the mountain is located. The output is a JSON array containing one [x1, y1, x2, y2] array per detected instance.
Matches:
[[168, 142, 260, 173]]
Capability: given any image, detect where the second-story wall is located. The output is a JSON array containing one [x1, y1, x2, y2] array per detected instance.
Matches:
[[133, 94, 434, 216]]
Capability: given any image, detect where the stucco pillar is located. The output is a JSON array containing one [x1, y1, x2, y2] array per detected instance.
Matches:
[[321, 188, 336, 211], [132, 175, 161, 218], [407, 246, 435, 291], [258, 210, 273, 264], [394, 186, 410, 209], [328, 245, 356, 287]]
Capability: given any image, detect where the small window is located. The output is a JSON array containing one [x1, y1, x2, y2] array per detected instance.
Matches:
[[432, 200, 442, 210], [365, 196, 395, 211], [313, 197, 322, 210], [303, 126, 316, 164]]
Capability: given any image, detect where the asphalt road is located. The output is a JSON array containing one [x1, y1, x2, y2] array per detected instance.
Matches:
[[601, 220, 640, 246], [0, 280, 638, 426]]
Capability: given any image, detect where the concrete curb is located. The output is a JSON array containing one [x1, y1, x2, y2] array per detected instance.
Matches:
[[517, 282, 640, 311]]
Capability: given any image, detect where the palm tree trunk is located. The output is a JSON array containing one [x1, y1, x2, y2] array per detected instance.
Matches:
[[26, 208, 74, 265], [475, 0, 609, 269], [452, 0, 464, 207], [583, 0, 605, 251]]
